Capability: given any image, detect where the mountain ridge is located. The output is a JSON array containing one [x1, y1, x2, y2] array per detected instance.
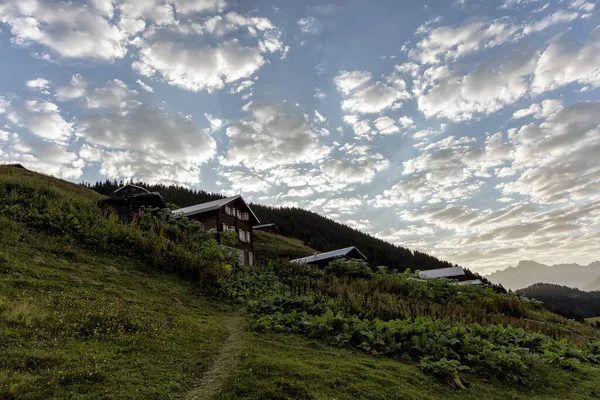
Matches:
[[487, 260, 600, 291]]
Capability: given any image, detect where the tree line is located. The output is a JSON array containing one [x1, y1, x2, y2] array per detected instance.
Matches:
[[516, 283, 600, 320], [82, 179, 503, 290]]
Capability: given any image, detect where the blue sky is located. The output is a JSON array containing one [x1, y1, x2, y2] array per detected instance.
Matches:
[[1, 0, 599, 274]]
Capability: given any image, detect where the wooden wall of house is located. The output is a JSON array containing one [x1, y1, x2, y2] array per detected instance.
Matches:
[[187, 210, 218, 231], [218, 197, 254, 253]]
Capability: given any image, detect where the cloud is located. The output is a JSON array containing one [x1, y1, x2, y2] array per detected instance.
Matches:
[[0, 0, 127, 61], [320, 143, 388, 186], [0, 97, 9, 114], [222, 170, 270, 192], [222, 102, 330, 171], [532, 28, 600, 93], [373, 116, 399, 134], [171, 0, 227, 15], [75, 104, 216, 185], [297, 16, 323, 35], [6, 99, 72, 142], [501, 101, 600, 204], [85, 79, 140, 109], [416, 52, 536, 121], [132, 13, 285, 92], [136, 79, 154, 92], [522, 10, 579, 35], [410, 19, 519, 64], [0, 132, 83, 178], [205, 113, 224, 131], [512, 99, 562, 119], [335, 71, 411, 114], [55, 74, 87, 101], [26, 78, 51, 94], [398, 116, 415, 128]]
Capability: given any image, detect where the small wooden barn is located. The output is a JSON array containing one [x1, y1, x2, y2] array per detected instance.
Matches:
[[99, 184, 167, 220], [253, 223, 279, 234], [290, 246, 367, 268]]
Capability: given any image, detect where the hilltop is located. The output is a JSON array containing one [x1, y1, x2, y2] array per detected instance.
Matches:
[[487, 260, 600, 290], [2, 165, 600, 399]]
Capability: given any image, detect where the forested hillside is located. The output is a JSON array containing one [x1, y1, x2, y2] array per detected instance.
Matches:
[[84, 180, 499, 288], [516, 283, 600, 320]]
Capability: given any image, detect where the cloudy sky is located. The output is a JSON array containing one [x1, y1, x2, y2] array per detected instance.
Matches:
[[1, 0, 599, 274]]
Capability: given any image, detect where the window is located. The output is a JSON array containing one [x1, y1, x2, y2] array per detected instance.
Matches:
[[236, 209, 242, 219], [241, 212, 249, 221], [223, 223, 234, 232], [238, 230, 251, 243], [224, 206, 232, 216], [238, 230, 244, 241]]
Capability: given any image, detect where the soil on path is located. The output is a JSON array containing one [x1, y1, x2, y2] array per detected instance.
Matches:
[[185, 313, 244, 400]]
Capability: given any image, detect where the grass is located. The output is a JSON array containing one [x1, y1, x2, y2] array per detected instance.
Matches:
[[587, 317, 600, 324], [253, 230, 316, 263], [216, 331, 600, 400], [0, 216, 235, 399]]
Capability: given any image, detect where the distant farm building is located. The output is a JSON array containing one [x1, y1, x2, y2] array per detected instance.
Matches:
[[174, 195, 259, 266], [99, 184, 167, 220], [290, 246, 367, 268], [253, 223, 279, 234], [1, 163, 27, 169], [418, 266, 465, 280], [418, 266, 481, 285]]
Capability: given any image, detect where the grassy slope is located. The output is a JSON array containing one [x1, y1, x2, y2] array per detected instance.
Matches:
[[253, 230, 316, 263], [2, 166, 600, 399], [0, 216, 234, 399], [216, 333, 600, 400]]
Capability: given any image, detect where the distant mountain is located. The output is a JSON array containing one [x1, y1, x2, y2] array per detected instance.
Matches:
[[516, 283, 600, 320], [584, 276, 600, 292], [487, 260, 600, 291]]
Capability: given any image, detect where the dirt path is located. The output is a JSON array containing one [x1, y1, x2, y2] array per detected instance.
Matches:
[[185, 313, 244, 400]]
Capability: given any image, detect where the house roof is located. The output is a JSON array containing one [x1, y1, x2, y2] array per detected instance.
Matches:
[[114, 184, 149, 194], [290, 246, 367, 264], [2, 163, 27, 169], [253, 223, 278, 229], [418, 266, 465, 279], [173, 195, 260, 224]]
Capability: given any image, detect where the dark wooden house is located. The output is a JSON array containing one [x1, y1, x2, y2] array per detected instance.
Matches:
[[174, 195, 260, 266], [253, 223, 279, 234], [99, 184, 167, 220], [290, 246, 367, 268]]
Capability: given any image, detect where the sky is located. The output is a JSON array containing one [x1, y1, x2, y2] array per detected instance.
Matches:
[[0, 0, 599, 274]]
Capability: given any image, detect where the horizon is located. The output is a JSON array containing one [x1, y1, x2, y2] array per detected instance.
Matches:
[[1, 0, 599, 275]]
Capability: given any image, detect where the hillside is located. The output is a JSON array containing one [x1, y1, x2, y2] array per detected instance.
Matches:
[[487, 260, 600, 290], [3, 166, 600, 399], [516, 283, 600, 320], [83, 180, 500, 289]]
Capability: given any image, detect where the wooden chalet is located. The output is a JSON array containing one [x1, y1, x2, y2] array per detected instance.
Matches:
[[253, 223, 279, 234], [290, 246, 367, 268], [174, 195, 260, 266], [99, 184, 167, 220]]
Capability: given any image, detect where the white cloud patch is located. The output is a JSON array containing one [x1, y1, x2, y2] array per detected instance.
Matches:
[[6, 99, 72, 142], [512, 99, 562, 119], [374, 116, 399, 134], [0, 132, 83, 178], [532, 28, 600, 93], [297, 16, 323, 35], [335, 71, 411, 114], [132, 12, 285, 92], [0, 0, 127, 61], [85, 79, 140, 109], [55, 74, 87, 101], [136, 79, 154, 92], [320, 143, 388, 186], [26, 78, 51, 94], [75, 105, 216, 185], [222, 102, 330, 171]]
